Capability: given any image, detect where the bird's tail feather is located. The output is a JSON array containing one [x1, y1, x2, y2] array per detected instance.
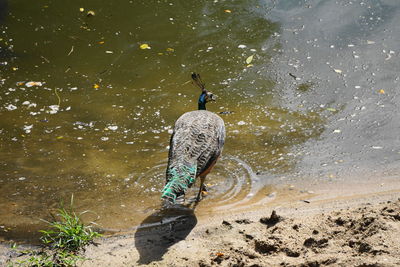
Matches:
[[161, 164, 197, 203]]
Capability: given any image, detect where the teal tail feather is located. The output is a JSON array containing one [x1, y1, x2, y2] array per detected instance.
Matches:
[[161, 165, 197, 203]]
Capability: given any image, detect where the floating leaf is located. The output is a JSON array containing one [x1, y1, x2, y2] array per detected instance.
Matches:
[[378, 89, 385, 94], [224, 9, 232, 13], [245, 54, 254, 64], [93, 84, 100, 89], [108, 125, 118, 131], [140, 43, 151, 50], [26, 81, 43, 87], [334, 69, 342, 74], [166, 47, 175, 52], [79, 8, 84, 12], [98, 41, 105, 44], [87, 10, 95, 17], [326, 108, 337, 112]]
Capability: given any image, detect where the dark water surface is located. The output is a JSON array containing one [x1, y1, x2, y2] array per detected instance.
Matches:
[[0, 0, 399, 242]]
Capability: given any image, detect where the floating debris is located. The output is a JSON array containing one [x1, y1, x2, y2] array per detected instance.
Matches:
[[25, 81, 43, 87], [333, 69, 342, 74], [139, 43, 151, 50], [22, 101, 37, 108], [48, 105, 59, 114], [23, 124, 33, 134], [67, 46, 74, 56], [246, 54, 254, 64], [289, 73, 298, 80], [108, 125, 118, 131], [87, 10, 95, 17], [5, 104, 17, 111]]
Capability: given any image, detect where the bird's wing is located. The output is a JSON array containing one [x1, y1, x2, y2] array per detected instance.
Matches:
[[167, 111, 225, 179]]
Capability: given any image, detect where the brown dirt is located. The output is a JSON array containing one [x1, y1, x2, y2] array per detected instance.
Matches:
[[85, 193, 400, 266], [2, 191, 400, 267]]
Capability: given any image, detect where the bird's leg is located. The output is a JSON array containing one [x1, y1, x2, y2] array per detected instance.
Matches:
[[196, 176, 206, 202]]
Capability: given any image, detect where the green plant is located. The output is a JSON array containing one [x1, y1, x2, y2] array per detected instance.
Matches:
[[40, 207, 101, 252], [11, 252, 53, 267], [9, 250, 83, 267], [7, 195, 101, 267]]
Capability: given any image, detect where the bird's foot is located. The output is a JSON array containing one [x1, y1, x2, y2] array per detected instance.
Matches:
[[201, 184, 208, 192]]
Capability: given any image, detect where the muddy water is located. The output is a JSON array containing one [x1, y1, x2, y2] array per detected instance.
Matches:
[[2, 0, 398, 243], [0, 0, 324, 241]]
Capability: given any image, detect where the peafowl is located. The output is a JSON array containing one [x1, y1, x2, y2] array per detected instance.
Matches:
[[161, 73, 226, 204]]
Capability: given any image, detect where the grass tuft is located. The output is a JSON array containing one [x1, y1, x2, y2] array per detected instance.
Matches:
[[40, 207, 101, 252], [7, 195, 101, 267]]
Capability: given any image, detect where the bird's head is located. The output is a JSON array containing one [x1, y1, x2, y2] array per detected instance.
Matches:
[[198, 90, 216, 110], [191, 72, 216, 110], [200, 90, 216, 103]]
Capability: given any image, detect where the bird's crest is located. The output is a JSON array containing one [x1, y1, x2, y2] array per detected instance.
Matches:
[[191, 72, 206, 93]]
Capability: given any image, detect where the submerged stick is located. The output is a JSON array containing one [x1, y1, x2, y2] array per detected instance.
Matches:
[[54, 88, 61, 107], [67, 46, 74, 56]]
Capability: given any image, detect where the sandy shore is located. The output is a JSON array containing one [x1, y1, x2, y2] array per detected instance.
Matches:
[[3, 178, 399, 267]]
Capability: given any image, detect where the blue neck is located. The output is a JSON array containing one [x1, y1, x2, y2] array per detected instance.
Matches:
[[198, 93, 206, 110]]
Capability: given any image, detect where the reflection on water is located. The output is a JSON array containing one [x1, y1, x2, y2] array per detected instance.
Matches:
[[0, 0, 324, 241]]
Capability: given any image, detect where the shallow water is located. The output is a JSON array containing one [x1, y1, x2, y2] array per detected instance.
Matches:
[[1, 0, 399, 242]]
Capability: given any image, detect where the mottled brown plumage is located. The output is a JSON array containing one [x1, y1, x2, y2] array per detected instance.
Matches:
[[161, 74, 225, 203]]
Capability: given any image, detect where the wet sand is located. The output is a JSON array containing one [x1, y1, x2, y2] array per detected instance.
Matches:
[[2, 177, 399, 266]]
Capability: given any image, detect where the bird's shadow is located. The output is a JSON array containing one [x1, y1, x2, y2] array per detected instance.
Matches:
[[134, 203, 197, 265]]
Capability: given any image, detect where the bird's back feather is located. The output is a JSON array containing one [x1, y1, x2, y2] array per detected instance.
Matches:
[[162, 110, 225, 203]]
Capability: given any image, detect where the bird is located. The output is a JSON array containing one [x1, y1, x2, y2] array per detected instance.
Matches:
[[161, 73, 225, 204]]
